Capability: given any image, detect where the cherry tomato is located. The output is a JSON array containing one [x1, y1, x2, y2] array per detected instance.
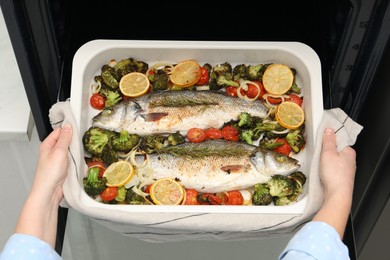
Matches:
[[266, 96, 282, 105], [100, 187, 118, 202], [187, 128, 207, 143], [144, 184, 152, 193], [226, 190, 244, 205], [198, 193, 228, 205], [196, 67, 210, 86], [87, 161, 106, 178], [221, 125, 239, 141], [184, 189, 200, 205], [273, 138, 293, 156], [287, 94, 303, 106], [226, 86, 238, 97], [90, 93, 106, 110], [240, 81, 265, 99], [205, 128, 222, 139]]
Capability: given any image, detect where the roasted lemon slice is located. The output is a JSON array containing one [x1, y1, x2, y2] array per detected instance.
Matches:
[[262, 63, 294, 95], [169, 60, 202, 87], [275, 101, 305, 129], [103, 160, 135, 187], [150, 178, 185, 205], [119, 72, 150, 97]]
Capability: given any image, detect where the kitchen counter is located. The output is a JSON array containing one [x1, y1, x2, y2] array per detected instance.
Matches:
[[0, 7, 33, 141]]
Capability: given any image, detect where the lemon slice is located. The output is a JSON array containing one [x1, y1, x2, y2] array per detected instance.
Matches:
[[169, 60, 202, 87], [103, 160, 135, 187], [119, 72, 150, 97], [275, 101, 305, 129], [262, 63, 294, 95], [150, 178, 185, 205]]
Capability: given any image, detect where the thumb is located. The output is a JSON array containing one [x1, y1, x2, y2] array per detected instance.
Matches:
[[322, 128, 337, 153], [55, 124, 73, 150]]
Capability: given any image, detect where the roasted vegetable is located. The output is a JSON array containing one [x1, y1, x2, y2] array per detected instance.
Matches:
[[101, 143, 118, 165], [82, 127, 112, 157], [167, 131, 186, 146], [233, 64, 248, 81], [115, 186, 127, 202], [140, 134, 166, 154], [125, 188, 149, 205], [101, 65, 119, 89], [83, 167, 107, 198], [273, 196, 292, 206], [267, 174, 294, 197], [112, 129, 141, 152], [289, 171, 307, 186], [285, 127, 306, 153], [245, 64, 264, 80], [239, 129, 255, 145], [252, 183, 273, 205], [151, 69, 170, 91], [99, 87, 122, 108]]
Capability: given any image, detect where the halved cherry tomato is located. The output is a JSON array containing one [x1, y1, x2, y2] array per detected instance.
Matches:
[[100, 187, 118, 202], [221, 125, 239, 141], [90, 93, 105, 110], [226, 86, 238, 97], [184, 189, 200, 205], [273, 138, 293, 156], [266, 96, 283, 105], [205, 128, 222, 139], [144, 184, 152, 193], [198, 193, 228, 205], [287, 93, 303, 106], [226, 190, 244, 205], [187, 128, 207, 143], [196, 67, 210, 86], [240, 81, 265, 99], [87, 161, 106, 178]]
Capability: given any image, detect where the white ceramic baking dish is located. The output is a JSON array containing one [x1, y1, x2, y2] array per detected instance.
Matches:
[[70, 40, 323, 214]]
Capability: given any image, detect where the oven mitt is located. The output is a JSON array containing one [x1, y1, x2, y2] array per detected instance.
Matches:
[[49, 100, 363, 243]]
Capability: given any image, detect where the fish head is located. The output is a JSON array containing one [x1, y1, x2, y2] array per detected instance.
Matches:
[[250, 148, 300, 177], [92, 100, 140, 130]]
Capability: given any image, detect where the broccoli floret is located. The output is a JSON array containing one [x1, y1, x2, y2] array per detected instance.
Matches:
[[167, 131, 186, 146], [233, 64, 248, 81], [252, 183, 273, 205], [217, 74, 239, 87], [285, 127, 305, 153], [140, 134, 166, 154], [213, 62, 233, 75], [112, 129, 141, 152], [125, 188, 149, 205], [101, 144, 118, 165], [290, 83, 301, 94], [99, 88, 122, 108], [259, 138, 285, 150], [286, 175, 304, 203], [83, 167, 107, 198], [237, 112, 254, 128], [101, 64, 119, 89], [239, 129, 254, 145], [115, 186, 127, 202], [152, 69, 170, 91], [267, 174, 294, 197], [131, 59, 149, 73], [289, 171, 306, 186], [273, 196, 293, 206], [246, 64, 263, 80], [82, 127, 112, 157]]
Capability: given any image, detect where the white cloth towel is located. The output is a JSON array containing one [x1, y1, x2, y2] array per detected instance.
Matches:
[[49, 101, 363, 243]]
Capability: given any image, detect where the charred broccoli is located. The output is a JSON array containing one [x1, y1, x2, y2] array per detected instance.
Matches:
[[233, 64, 248, 81], [216, 74, 239, 87], [239, 129, 255, 145], [252, 183, 273, 205], [101, 144, 118, 165], [285, 127, 305, 153], [125, 188, 149, 205], [274, 172, 306, 205], [83, 167, 107, 198], [112, 129, 141, 152], [267, 174, 294, 197], [237, 112, 254, 128], [289, 171, 306, 186], [273, 196, 293, 206], [115, 186, 127, 202], [152, 69, 170, 91], [99, 87, 122, 108], [167, 131, 186, 146], [245, 64, 264, 80], [101, 64, 119, 89], [82, 127, 112, 157], [140, 134, 166, 154]]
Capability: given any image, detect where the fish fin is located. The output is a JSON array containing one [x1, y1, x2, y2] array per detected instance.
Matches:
[[220, 165, 250, 174], [140, 113, 169, 122]]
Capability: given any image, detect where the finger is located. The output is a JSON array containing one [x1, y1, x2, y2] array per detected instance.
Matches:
[[322, 128, 337, 153], [55, 124, 73, 150], [40, 127, 62, 151]]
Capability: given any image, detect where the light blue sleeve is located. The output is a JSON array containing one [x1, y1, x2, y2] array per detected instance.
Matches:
[[0, 233, 62, 260], [278, 221, 350, 260]]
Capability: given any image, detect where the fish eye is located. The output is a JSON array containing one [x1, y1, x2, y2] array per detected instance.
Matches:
[[275, 154, 287, 163], [102, 108, 113, 116]]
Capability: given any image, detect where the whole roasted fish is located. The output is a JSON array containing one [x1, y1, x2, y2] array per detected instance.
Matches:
[[136, 140, 300, 193], [92, 90, 268, 136]]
